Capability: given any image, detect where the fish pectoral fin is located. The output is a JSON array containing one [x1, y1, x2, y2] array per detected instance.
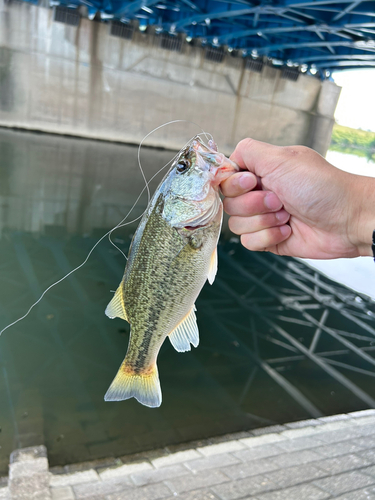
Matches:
[[104, 360, 162, 408], [169, 306, 199, 352], [207, 247, 218, 285], [105, 285, 128, 322]]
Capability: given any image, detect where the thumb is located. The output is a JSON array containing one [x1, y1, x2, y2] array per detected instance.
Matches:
[[230, 138, 290, 178]]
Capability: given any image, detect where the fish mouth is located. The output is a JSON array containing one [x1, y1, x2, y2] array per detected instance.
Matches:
[[190, 137, 239, 185]]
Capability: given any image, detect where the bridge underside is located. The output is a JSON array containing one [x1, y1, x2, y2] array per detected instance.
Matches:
[[20, 0, 375, 78]]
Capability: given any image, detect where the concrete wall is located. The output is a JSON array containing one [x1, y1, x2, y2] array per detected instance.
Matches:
[[0, 0, 340, 154]]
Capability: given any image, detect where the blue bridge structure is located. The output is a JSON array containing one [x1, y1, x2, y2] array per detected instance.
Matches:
[[22, 0, 375, 78]]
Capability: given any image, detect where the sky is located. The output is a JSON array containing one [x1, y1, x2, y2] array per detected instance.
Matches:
[[332, 69, 375, 132]]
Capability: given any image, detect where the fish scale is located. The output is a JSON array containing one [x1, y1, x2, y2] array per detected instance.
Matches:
[[104, 136, 238, 407]]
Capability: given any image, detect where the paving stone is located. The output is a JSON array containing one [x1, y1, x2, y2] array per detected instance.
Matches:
[[212, 474, 277, 500], [355, 425, 375, 438], [350, 410, 375, 418], [165, 469, 229, 494], [223, 458, 279, 480], [351, 416, 375, 427], [265, 463, 327, 488], [232, 444, 284, 463], [335, 486, 375, 499], [269, 449, 322, 468], [254, 483, 330, 500], [0, 488, 9, 500], [251, 425, 288, 436], [197, 441, 246, 457], [314, 440, 366, 458], [316, 454, 371, 474], [358, 449, 375, 464], [315, 420, 355, 434], [49, 467, 66, 475], [239, 434, 287, 448], [185, 452, 240, 473], [151, 450, 202, 468], [119, 449, 169, 464], [313, 428, 364, 444], [10, 446, 47, 463], [164, 489, 219, 500], [318, 414, 351, 423], [131, 464, 190, 486], [50, 487, 75, 500], [362, 465, 375, 477], [106, 483, 172, 500], [10, 458, 49, 478], [99, 462, 152, 480], [10, 474, 51, 500], [313, 471, 375, 496], [73, 477, 133, 498], [280, 427, 318, 439], [354, 436, 375, 449], [276, 436, 325, 452], [285, 419, 324, 429], [209, 432, 252, 443], [65, 457, 119, 473], [50, 470, 99, 487]]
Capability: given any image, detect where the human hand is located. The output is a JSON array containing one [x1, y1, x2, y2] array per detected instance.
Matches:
[[221, 139, 375, 259]]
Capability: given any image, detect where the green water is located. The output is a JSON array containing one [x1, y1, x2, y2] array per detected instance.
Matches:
[[0, 128, 375, 475]]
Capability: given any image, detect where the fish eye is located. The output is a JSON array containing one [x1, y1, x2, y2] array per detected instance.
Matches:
[[176, 159, 191, 173]]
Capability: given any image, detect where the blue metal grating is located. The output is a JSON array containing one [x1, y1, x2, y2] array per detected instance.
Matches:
[[23, 0, 375, 78]]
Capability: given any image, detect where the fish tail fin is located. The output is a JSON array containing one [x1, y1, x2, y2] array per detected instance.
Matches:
[[104, 361, 162, 408]]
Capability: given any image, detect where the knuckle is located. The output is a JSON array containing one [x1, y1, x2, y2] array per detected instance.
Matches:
[[259, 213, 275, 228], [223, 198, 235, 215], [228, 217, 239, 234], [283, 145, 312, 157]]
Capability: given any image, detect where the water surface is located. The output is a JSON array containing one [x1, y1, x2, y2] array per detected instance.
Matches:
[[0, 129, 374, 475]]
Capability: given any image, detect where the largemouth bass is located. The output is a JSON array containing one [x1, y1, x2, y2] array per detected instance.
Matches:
[[105, 137, 239, 407]]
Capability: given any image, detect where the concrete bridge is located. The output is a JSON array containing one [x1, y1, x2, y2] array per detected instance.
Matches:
[[0, 0, 345, 155]]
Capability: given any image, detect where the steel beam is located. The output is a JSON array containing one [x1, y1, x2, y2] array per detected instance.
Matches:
[[215, 276, 375, 408]]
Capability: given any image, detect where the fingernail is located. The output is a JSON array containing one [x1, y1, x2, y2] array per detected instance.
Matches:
[[276, 209, 290, 222], [280, 225, 291, 237], [238, 173, 255, 190], [265, 192, 282, 211]]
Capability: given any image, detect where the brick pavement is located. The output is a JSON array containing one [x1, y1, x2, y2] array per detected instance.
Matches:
[[3, 410, 375, 499]]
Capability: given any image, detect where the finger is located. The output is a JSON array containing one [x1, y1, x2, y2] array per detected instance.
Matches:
[[220, 172, 257, 198], [228, 210, 290, 235], [224, 190, 282, 217], [240, 225, 292, 252], [230, 138, 299, 178]]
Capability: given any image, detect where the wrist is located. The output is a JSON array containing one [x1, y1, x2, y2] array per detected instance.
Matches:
[[349, 175, 375, 257]]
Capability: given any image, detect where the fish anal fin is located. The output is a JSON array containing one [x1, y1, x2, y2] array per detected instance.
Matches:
[[169, 306, 199, 352], [208, 247, 218, 285], [104, 361, 161, 408], [105, 285, 128, 321]]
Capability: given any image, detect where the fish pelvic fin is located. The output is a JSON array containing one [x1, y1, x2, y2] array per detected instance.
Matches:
[[104, 361, 162, 408], [169, 305, 199, 352], [208, 247, 218, 285], [105, 285, 128, 322]]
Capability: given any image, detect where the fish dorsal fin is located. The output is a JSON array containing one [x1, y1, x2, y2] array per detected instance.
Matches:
[[169, 306, 199, 352], [208, 247, 218, 285], [105, 285, 128, 322]]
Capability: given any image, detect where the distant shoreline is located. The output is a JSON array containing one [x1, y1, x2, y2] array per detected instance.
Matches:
[[330, 124, 375, 162]]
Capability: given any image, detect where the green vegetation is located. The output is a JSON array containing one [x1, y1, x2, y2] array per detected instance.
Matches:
[[329, 124, 375, 162]]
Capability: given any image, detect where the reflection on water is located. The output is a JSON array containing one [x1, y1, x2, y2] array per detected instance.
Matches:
[[1, 129, 375, 475]]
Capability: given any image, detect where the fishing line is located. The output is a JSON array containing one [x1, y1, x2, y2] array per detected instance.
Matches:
[[107, 119, 213, 260], [0, 120, 213, 336]]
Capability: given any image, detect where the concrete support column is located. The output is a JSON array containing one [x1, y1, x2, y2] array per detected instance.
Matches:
[[306, 80, 342, 156]]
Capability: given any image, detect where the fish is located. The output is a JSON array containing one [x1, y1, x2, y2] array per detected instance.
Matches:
[[104, 136, 239, 407]]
